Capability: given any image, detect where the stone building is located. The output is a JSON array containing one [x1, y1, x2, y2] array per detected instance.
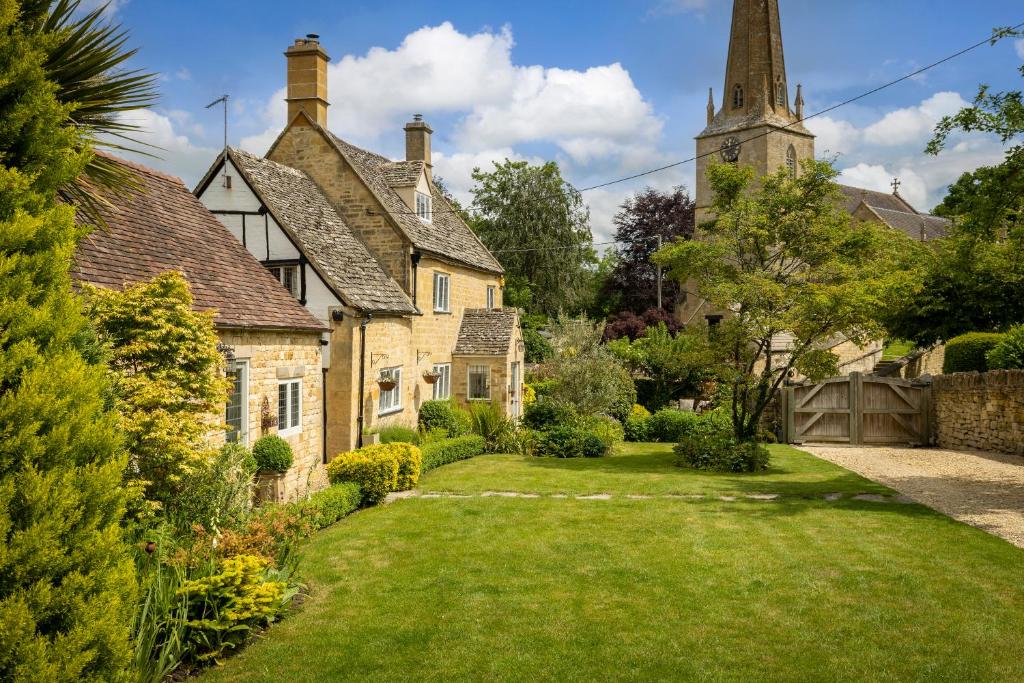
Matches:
[[682, 0, 950, 375], [196, 35, 524, 456], [72, 155, 329, 499]]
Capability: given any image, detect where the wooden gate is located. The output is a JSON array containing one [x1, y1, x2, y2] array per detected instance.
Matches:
[[783, 372, 931, 445]]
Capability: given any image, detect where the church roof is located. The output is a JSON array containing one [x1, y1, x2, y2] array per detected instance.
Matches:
[[838, 184, 951, 242], [454, 308, 519, 356], [72, 154, 326, 333], [837, 184, 916, 214], [223, 147, 418, 315], [325, 131, 504, 275]]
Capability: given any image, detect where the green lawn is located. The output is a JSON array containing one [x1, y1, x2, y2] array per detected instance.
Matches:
[[882, 339, 916, 360], [204, 445, 1024, 682]]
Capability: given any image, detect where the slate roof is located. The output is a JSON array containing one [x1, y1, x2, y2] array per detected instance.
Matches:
[[454, 308, 519, 356], [224, 148, 417, 315], [326, 131, 504, 275], [837, 184, 950, 242], [72, 155, 326, 332]]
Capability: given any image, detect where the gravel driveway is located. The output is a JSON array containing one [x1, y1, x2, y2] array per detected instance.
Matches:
[[802, 445, 1024, 548]]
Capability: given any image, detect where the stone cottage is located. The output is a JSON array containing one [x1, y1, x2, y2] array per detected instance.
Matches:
[[72, 155, 329, 499], [195, 34, 524, 456]]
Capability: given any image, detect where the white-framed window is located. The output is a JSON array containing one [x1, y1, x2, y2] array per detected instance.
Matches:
[[432, 363, 451, 400], [277, 379, 302, 436], [487, 286, 496, 310], [416, 191, 432, 222], [378, 367, 402, 415], [433, 272, 450, 313], [468, 365, 491, 401], [225, 360, 249, 445], [267, 264, 300, 299]]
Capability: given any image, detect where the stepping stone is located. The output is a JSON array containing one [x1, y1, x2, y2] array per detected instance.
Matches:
[[577, 494, 612, 500], [824, 493, 844, 501], [894, 495, 916, 505], [746, 494, 780, 501], [520, 493, 541, 499], [626, 495, 653, 500], [481, 491, 521, 498], [719, 496, 738, 502], [853, 494, 890, 503], [420, 493, 443, 499], [664, 494, 704, 500], [383, 491, 418, 504]]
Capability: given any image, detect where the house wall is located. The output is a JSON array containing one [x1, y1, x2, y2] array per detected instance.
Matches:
[[269, 121, 411, 289], [932, 370, 1024, 456], [218, 328, 327, 500]]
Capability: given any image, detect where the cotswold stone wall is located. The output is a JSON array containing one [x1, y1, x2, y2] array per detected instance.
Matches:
[[932, 370, 1024, 456]]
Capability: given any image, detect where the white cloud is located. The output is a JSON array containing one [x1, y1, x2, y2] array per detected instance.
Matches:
[[806, 116, 862, 155], [109, 109, 218, 187], [1016, 39, 1024, 60], [77, 0, 129, 15], [838, 163, 928, 209], [862, 92, 968, 147], [649, 0, 709, 16]]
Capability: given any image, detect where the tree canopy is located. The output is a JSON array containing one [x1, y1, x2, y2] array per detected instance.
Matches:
[[655, 160, 922, 440], [470, 159, 595, 316]]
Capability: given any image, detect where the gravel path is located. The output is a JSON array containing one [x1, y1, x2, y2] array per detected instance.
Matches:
[[802, 445, 1024, 548]]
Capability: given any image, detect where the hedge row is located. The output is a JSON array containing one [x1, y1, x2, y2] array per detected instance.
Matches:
[[421, 435, 487, 471]]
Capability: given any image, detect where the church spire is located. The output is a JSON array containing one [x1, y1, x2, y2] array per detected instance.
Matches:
[[722, 0, 790, 119]]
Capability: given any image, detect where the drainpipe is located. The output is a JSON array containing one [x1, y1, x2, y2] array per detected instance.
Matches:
[[410, 251, 422, 307], [356, 314, 372, 449]]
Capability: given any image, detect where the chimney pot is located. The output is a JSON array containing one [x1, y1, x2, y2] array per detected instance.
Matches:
[[306, 33, 319, 41]]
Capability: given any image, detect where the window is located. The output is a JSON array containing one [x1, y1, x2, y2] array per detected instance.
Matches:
[[433, 272, 450, 313], [776, 80, 786, 107], [416, 191, 432, 222], [487, 286, 496, 310], [786, 145, 797, 179], [431, 363, 451, 400], [225, 360, 249, 444], [379, 367, 402, 415], [468, 365, 491, 401], [277, 379, 302, 436], [732, 85, 744, 109], [267, 264, 299, 299]]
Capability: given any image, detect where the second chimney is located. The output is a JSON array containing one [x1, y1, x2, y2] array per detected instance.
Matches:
[[285, 34, 330, 126], [404, 114, 433, 176]]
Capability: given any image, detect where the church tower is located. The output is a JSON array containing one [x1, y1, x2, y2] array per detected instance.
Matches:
[[694, 0, 815, 214]]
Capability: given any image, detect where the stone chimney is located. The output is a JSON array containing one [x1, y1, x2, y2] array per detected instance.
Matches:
[[285, 34, 330, 126], [404, 114, 433, 176]]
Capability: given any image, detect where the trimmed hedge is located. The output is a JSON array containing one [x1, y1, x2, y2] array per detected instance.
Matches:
[[297, 482, 362, 530], [252, 435, 293, 473], [421, 435, 486, 471], [943, 333, 1006, 374], [418, 400, 472, 438], [535, 425, 611, 458], [327, 450, 399, 504], [648, 409, 701, 443]]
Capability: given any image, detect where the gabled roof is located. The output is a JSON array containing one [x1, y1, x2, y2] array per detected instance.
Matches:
[[72, 154, 326, 333], [324, 130, 504, 275], [454, 308, 519, 356], [838, 184, 950, 241], [221, 148, 417, 315]]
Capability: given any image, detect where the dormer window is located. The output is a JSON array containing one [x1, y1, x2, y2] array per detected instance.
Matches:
[[416, 191, 432, 222], [732, 85, 744, 109]]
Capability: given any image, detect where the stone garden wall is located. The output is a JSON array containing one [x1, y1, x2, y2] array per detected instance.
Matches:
[[932, 370, 1024, 456]]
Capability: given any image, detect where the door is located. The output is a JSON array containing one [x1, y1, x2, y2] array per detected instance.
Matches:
[[510, 361, 521, 419]]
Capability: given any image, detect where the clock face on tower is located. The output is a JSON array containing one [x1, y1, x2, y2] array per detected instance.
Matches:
[[720, 136, 741, 163]]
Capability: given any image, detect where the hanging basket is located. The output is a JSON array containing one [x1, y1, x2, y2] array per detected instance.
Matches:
[[422, 371, 442, 385], [378, 378, 397, 392]]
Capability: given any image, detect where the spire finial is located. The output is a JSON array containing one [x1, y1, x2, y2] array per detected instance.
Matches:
[[707, 88, 715, 125], [795, 84, 804, 120]]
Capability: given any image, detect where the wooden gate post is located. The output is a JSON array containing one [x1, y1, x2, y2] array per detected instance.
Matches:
[[849, 372, 864, 445], [784, 386, 796, 444]]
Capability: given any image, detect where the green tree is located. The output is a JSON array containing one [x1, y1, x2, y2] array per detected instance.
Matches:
[[0, 0, 154, 678], [884, 33, 1024, 345], [655, 160, 922, 441], [86, 272, 231, 514], [608, 324, 715, 409], [544, 315, 635, 420], [470, 160, 596, 315]]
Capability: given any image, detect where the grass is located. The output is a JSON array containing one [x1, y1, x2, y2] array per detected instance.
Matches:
[[203, 445, 1024, 682], [882, 339, 916, 360]]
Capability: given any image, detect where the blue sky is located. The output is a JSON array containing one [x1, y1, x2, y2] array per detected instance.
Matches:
[[97, 0, 1024, 242]]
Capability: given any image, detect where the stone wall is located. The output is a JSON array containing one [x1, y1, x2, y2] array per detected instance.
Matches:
[[218, 329, 327, 500], [932, 370, 1024, 456]]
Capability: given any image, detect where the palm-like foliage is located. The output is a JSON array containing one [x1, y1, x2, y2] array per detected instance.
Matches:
[[41, 0, 158, 222]]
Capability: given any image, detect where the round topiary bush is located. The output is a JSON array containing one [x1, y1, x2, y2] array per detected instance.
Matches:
[[251, 435, 293, 473], [987, 325, 1024, 370], [418, 400, 471, 438], [943, 332, 1006, 374]]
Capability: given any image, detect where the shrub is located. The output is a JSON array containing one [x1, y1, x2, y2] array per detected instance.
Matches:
[[170, 442, 257, 532], [624, 404, 652, 442], [674, 426, 770, 473], [582, 433, 610, 458], [469, 401, 512, 453], [377, 425, 420, 445], [523, 399, 578, 431], [943, 332, 1006, 374], [522, 383, 537, 408], [648, 408, 701, 443], [327, 450, 399, 504], [177, 554, 288, 664], [987, 325, 1024, 370], [421, 435, 487, 471], [529, 379, 560, 398], [418, 400, 471, 438], [535, 425, 610, 458], [252, 435, 293, 473], [298, 482, 362, 531], [607, 369, 638, 423], [583, 415, 625, 452]]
